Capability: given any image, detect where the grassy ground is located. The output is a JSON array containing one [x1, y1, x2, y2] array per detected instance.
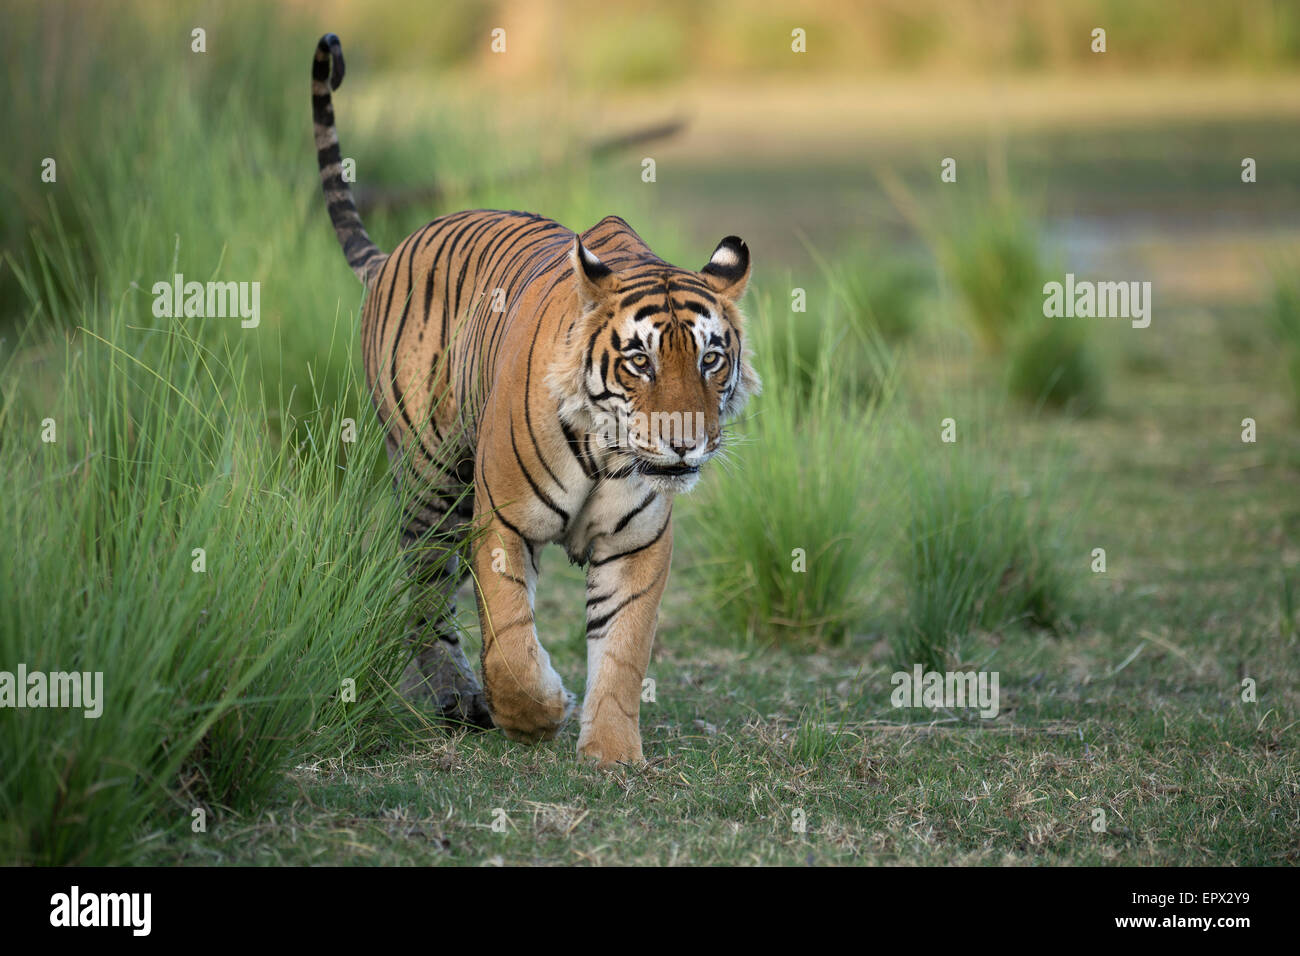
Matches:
[[4, 2, 1298, 866]]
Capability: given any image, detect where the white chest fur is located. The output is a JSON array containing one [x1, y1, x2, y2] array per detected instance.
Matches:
[[560, 477, 671, 565]]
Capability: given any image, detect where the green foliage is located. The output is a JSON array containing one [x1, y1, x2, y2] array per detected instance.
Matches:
[[1006, 317, 1104, 413]]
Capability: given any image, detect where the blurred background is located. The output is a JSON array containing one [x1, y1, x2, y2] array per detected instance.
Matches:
[[6, 0, 1300, 414], [7, 0, 1300, 309]]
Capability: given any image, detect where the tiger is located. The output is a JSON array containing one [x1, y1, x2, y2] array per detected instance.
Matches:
[[311, 33, 757, 765]]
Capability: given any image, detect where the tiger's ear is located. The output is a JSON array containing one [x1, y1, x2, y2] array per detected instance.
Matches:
[[571, 236, 616, 309], [700, 236, 750, 300]]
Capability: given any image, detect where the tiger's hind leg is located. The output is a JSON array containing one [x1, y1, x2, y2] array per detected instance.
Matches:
[[397, 531, 493, 730], [391, 446, 493, 730]]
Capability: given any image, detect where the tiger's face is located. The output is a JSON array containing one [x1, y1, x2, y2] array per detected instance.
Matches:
[[552, 234, 759, 494]]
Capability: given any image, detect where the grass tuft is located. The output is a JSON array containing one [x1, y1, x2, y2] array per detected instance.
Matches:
[[945, 205, 1044, 353], [893, 424, 1071, 672], [1006, 316, 1105, 413]]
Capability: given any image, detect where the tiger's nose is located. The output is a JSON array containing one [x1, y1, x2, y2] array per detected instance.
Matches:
[[667, 433, 706, 461], [668, 438, 693, 459]]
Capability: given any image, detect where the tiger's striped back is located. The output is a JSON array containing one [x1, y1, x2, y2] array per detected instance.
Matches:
[[361, 210, 572, 481]]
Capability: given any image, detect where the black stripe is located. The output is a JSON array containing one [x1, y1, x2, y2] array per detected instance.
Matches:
[[674, 299, 712, 316], [589, 512, 671, 567], [613, 491, 656, 534], [509, 421, 570, 525], [586, 565, 668, 637]]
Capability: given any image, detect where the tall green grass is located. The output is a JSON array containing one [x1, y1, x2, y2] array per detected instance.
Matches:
[[948, 205, 1105, 412], [319, 0, 1300, 79], [893, 420, 1072, 671], [756, 273, 898, 406], [0, 233, 444, 864]]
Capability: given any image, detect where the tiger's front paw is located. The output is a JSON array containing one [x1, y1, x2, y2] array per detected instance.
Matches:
[[577, 718, 643, 768], [491, 684, 577, 744]]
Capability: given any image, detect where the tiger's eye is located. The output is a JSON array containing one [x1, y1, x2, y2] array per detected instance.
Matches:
[[630, 353, 650, 369], [701, 351, 721, 368]]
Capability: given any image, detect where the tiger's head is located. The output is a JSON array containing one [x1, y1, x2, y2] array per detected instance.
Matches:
[[550, 232, 759, 494]]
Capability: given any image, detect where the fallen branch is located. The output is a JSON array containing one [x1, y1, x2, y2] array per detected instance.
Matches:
[[353, 116, 688, 213]]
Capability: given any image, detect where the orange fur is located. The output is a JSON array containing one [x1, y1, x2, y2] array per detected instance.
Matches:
[[313, 36, 757, 764]]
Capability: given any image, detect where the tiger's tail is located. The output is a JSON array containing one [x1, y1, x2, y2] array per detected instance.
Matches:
[[312, 33, 387, 284]]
